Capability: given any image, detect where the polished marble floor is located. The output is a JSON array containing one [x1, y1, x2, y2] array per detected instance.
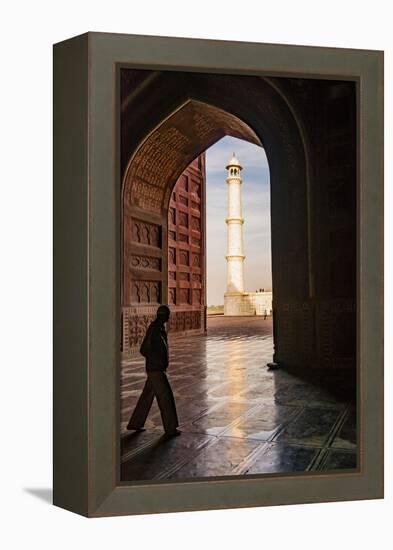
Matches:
[[120, 316, 357, 481]]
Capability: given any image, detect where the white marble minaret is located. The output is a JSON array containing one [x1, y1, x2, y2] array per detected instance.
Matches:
[[223, 153, 272, 316], [224, 153, 246, 314]]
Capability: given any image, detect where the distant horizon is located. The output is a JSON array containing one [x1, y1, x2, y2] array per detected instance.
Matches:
[[206, 136, 272, 306]]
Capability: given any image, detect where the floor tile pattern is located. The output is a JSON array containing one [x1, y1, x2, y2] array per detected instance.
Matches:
[[121, 316, 357, 481]]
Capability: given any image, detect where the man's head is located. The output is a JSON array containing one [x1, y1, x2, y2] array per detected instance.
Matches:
[[156, 304, 170, 323]]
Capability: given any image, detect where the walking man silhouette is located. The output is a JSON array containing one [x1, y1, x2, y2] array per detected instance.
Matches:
[[127, 305, 180, 437]]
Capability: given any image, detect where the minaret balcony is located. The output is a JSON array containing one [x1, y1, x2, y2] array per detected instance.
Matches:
[[225, 216, 244, 224]]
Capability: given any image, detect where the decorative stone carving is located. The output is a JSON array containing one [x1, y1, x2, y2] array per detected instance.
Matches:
[[167, 310, 202, 333], [122, 96, 262, 219], [132, 222, 140, 243], [131, 219, 161, 247], [122, 305, 159, 354], [128, 315, 150, 349], [126, 125, 192, 212], [191, 237, 201, 247], [140, 282, 149, 302], [192, 254, 200, 267], [131, 282, 140, 303], [191, 216, 200, 231], [130, 255, 161, 271], [169, 288, 176, 304], [150, 225, 160, 247], [169, 208, 176, 225], [150, 283, 159, 303], [178, 212, 188, 227], [179, 250, 189, 265], [140, 224, 149, 244], [169, 247, 176, 264], [179, 175, 188, 191], [179, 288, 190, 304], [130, 281, 161, 304]]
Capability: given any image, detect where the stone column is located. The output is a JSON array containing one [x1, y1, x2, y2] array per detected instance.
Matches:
[[224, 154, 245, 315]]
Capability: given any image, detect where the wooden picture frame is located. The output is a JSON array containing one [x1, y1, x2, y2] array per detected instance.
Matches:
[[53, 32, 383, 517]]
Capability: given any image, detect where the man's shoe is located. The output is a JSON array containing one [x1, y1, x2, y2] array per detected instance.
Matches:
[[127, 425, 146, 432], [164, 429, 181, 438]]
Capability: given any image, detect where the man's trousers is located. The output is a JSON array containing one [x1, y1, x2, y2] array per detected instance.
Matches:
[[127, 371, 179, 433]]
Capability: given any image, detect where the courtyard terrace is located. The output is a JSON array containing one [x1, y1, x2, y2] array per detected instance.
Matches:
[[121, 316, 357, 481]]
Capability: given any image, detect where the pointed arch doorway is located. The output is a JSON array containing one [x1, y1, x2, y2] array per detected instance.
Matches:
[[121, 73, 312, 370]]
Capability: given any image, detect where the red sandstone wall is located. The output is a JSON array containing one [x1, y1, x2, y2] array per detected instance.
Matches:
[[167, 154, 207, 335]]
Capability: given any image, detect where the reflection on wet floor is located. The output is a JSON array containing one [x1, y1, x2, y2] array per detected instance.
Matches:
[[121, 316, 357, 481]]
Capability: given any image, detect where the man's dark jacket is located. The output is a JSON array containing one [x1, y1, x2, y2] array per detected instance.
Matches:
[[140, 318, 169, 372]]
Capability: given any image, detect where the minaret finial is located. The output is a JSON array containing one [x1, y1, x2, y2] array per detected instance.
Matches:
[[226, 152, 243, 171]]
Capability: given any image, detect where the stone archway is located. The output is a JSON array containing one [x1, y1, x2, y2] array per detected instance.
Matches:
[[121, 70, 357, 373], [121, 99, 267, 352]]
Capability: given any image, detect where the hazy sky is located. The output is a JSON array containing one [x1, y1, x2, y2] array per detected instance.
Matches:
[[206, 136, 272, 305]]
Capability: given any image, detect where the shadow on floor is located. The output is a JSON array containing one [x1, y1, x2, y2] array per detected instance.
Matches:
[[278, 365, 357, 404], [24, 488, 53, 504]]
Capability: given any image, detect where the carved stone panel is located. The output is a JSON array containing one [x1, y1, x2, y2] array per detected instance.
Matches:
[[139, 282, 149, 302], [179, 174, 188, 191], [167, 310, 202, 333], [131, 219, 161, 247], [179, 288, 190, 304], [169, 288, 176, 305], [150, 283, 160, 303], [178, 212, 188, 227], [169, 247, 176, 265], [191, 216, 200, 231], [179, 250, 189, 266], [131, 281, 161, 304], [169, 208, 176, 225], [128, 314, 153, 350], [130, 255, 161, 271], [166, 154, 206, 335], [191, 237, 201, 247]]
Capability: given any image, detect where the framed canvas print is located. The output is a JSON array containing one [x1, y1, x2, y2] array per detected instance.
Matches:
[[53, 32, 384, 517]]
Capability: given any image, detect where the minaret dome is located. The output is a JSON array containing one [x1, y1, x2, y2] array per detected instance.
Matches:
[[226, 153, 243, 175]]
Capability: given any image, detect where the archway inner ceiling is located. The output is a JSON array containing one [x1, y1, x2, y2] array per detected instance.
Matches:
[[123, 100, 262, 213]]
